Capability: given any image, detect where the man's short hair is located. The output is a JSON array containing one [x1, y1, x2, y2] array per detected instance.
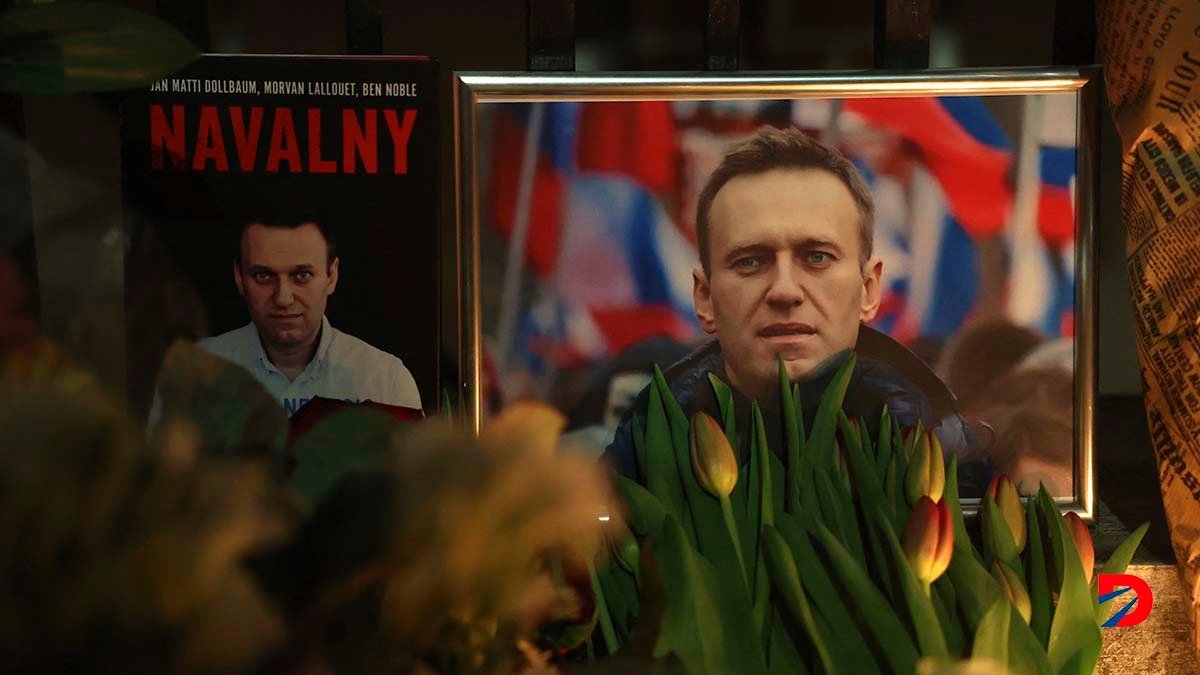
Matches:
[[695, 126, 875, 275], [220, 181, 338, 266]]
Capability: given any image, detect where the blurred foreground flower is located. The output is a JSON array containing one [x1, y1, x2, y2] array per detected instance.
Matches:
[[0, 344, 296, 674], [902, 496, 954, 588], [1065, 511, 1095, 584], [275, 401, 613, 675]]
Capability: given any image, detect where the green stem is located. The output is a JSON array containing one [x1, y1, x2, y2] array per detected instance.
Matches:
[[587, 559, 619, 655], [921, 579, 932, 600], [720, 494, 750, 592]]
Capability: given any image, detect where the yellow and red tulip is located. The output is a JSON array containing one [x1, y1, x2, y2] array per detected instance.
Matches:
[[1064, 511, 1095, 584], [902, 496, 954, 585], [904, 430, 945, 505], [991, 560, 1032, 623], [690, 411, 738, 498], [986, 474, 1026, 552]]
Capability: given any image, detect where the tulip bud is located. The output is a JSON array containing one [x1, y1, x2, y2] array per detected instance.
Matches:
[[690, 412, 738, 498], [986, 475, 1026, 552], [902, 496, 954, 585], [991, 560, 1032, 623], [1064, 512, 1095, 584], [905, 430, 945, 505]]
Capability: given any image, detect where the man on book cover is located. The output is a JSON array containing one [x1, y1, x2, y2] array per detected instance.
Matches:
[[199, 188, 422, 417]]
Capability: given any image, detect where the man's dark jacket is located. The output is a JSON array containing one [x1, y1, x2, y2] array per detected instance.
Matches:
[[600, 336, 989, 497]]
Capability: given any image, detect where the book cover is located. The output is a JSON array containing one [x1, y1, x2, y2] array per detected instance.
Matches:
[[120, 54, 439, 419]]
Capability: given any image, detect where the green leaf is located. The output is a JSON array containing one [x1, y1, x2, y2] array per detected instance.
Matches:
[[1096, 522, 1149, 622], [779, 359, 803, 515], [870, 506, 949, 659], [708, 372, 738, 450], [972, 600, 1010, 665], [751, 403, 775, 628], [642, 380, 690, 539], [946, 542, 1054, 675], [154, 340, 288, 456], [946, 536, 1005, 633], [597, 558, 639, 644], [616, 476, 666, 538], [808, 352, 856, 471], [774, 512, 879, 674], [813, 522, 920, 675], [1039, 488, 1101, 675], [876, 408, 893, 482], [931, 578, 965, 657], [767, 607, 810, 675], [632, 414, 648, 483], [762, 526, 838, 675], [1005, 604, 1056, 675], [288, 407, 397, 505], [1099, 522, 1148, 576], [597, 554, 638, 643], [836, 409, 888, 513], [650, 516, 767, 675], [792, 382, 805, 441], [815, 466, 864, 563], [654, 370, 746, 601], [942, 455, 976, 563], [1026, 497, 1052, 648], [0, 1, 199, 94]]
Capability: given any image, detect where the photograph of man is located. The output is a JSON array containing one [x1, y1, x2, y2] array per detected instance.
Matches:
[[199, 197, 423, 417], [601, 126, 982, 492]]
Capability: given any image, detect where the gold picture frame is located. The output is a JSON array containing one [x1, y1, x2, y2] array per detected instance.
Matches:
[[452, 67, 1099, 517]]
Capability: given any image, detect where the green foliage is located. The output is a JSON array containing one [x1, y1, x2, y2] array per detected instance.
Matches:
[[594, 352, 1146, 675]]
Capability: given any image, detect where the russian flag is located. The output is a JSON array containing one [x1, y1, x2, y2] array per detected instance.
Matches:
[[843, 96, 1014, 240], [487, 102, 701, 370]]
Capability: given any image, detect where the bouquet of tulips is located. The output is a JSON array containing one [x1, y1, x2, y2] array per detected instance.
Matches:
[[588, 353, 1148, 675]]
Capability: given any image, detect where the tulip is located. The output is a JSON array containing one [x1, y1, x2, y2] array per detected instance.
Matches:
[[902, 496, 954, 592], [690, 412, 748, 588], [905, 430, 945, 505], [690, 412, 738, 498], [1064, 511, 1095, 584], [986, 474, 1026, 552], [991, 560, 1032, 623]]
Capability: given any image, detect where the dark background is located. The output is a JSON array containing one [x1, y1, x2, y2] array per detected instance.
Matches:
[[119, 55, 440, 415], [0, 0, 1166, 561]]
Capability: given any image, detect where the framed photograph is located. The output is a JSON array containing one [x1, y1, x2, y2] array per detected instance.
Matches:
[[453, 68, 1098, 515], [121, 54, 440, 422]]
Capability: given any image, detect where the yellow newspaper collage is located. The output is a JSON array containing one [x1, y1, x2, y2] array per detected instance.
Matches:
[[1099, 0, 1200, 652]]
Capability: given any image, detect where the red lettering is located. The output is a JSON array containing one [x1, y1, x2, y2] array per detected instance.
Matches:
[[265, 108, 301, 173], [192, 105, 229, 171], [344, 109, 377, 174], [383, 109, 417, 175], [1098, 573, 1154, 627], [229, 107, 263, 171], [308, 109, 336, 174], [149, 104, 184, 170]]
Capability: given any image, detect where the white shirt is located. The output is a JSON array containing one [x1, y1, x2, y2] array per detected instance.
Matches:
[[197, 316, 422, 416]]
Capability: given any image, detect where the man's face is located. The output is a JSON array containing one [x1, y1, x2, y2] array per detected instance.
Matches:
[[693, 168, 883, 400], [234, 223, 338, 352]]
